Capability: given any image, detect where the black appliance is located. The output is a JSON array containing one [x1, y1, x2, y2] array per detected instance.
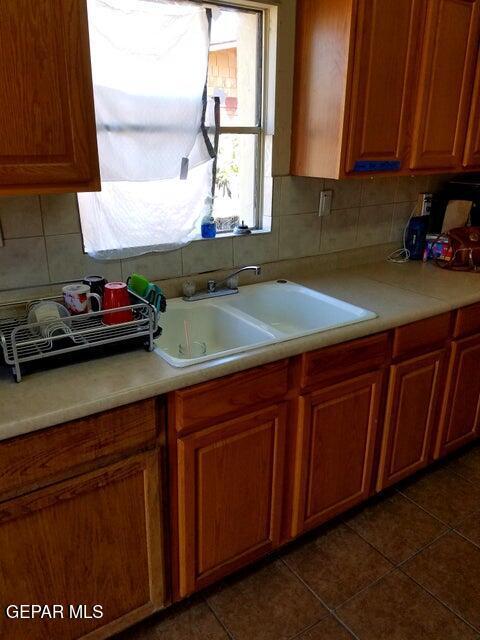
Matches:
[[429, 174, 480, 233]]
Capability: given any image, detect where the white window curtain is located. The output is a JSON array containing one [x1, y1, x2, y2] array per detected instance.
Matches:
[[78, 0, 215, 259]]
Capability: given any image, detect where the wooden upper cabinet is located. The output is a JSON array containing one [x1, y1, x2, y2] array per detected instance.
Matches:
[[464, 51, 480, 168], [292, 0, 480, 178], [0, 0, 100, 195], [175, 404, 287, 598], [291, 371, 383, 537], [0, 453, 165, 640], [345, 0, 424, 173], [291, 0, 425, 178], [291, 0, 355, 178], [435, 333, 480, 457], [377, 350, 445, 491], [410, 0, 480, 171]]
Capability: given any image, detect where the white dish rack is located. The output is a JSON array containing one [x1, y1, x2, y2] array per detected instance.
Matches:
[[0, 290, 160, 382]]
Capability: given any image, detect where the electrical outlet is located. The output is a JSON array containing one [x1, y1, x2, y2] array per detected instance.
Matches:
[[319, 190, 333, 217]]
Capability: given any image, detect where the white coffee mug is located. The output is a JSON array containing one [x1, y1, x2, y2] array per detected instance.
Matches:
[[62, 284, 102, 315]]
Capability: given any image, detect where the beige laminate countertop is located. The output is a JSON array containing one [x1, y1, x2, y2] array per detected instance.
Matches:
[[1, 260, 479, 443]]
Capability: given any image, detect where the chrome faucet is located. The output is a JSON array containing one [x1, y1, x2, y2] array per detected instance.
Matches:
[[183, 266, 262, 301]]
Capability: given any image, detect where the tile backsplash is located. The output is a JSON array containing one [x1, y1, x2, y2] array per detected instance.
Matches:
[[0, 173, 456, 297]]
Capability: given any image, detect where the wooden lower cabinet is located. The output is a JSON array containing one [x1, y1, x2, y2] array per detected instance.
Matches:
[[435, 333, 480, 457], [377, 350, 445, 490], [0, 452, 165, 640], [291, 371, 384, 537], [175, 404, 287, 597]]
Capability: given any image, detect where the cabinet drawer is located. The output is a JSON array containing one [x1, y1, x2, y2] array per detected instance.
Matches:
[[0, 399, 158, 501], [454, 302, 480, 338], [170, 360, 289, 434], [393, 313, 451, 359], [299, 333, 389, 389]]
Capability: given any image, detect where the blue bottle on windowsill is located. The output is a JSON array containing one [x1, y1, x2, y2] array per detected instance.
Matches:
[[200, 196, 216, 239]]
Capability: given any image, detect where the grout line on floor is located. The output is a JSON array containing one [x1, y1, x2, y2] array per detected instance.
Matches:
[[281, 558, 360, 640], [397, 565, 480, 635], [452, 527, 480, 552], [280, 557, 334, 613], [446, 466, 480, 488], [286, 613, 347, 640], [280, 557, 378, 639], [332, 565, 399, 613], [330, 611, 362, 640], [395, 487, 454, 527], [395, 529, 452, 570], [343, 515, 451, 569], [202, 595, 236, 640], [397, 484, 480, 532]]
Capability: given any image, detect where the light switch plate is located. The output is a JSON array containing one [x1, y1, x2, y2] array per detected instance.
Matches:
[[319, 190, 333, 217]]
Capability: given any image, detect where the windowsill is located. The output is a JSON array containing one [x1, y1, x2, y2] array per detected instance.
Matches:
[[192, 228, 272, 242]]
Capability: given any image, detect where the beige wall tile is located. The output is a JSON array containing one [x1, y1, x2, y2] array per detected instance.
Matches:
[[339, 242, 398, 269], [357, 204, 395, 248], [324, 179, 363, 211], [233, 229, 279, 266], [181, 237, 233, 275], [0, 196, 43, 239], [279, 213, 321, 259], [278, 176, 322, 215], [395, 176, 430, 203], [46, 234, 122, 283], [121, 249, 182, 282], [41, 193, 80, 235], [272, 177, 282, 217], [320, 208, 359, 254], [361, 176, 398, 206], [0, 238, 49, 289], [391, 202, 415, 243]]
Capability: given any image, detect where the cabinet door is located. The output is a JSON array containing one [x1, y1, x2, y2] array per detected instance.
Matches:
[[410, 0, 480, 170], [0, 0, 99, 194], [176, 405, 287, 597], [377, 350, 445, 491], [0, 453, 165, 640], [435, 334, 480, 457], [291, 371, 383, 537], [346, 0, 424, 173], [464, 53, 480, 168]]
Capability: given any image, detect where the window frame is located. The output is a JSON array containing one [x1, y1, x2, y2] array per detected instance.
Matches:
[[79, 0, 276, 257], [206, 0, 270, 232]]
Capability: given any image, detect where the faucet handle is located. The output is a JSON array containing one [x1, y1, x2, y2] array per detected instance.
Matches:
[[182, 281, 196, 298]]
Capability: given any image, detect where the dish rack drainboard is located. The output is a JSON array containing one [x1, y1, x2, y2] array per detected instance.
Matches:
[[0, 291, 161, 382]]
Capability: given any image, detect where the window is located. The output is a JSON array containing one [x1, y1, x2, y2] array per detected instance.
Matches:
[[79, 0, 273, 259], [207, 5, 264, 232]]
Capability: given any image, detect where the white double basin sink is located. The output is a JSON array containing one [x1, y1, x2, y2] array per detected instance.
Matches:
[[154, 280, 377, 367]]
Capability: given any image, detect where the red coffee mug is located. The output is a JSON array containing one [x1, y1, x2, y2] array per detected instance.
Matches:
[[102, 282, 133, 325]]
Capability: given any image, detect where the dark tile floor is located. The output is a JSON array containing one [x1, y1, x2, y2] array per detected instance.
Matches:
[[118, 444, 480, 640]]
